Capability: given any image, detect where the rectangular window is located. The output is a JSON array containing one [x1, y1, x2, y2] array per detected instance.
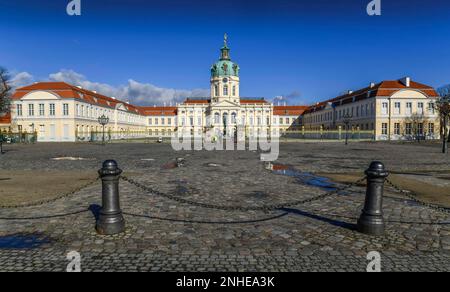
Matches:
[[28, 104, 34, 116], [197, 117, 202, 126], [418, 102, 424, 114], [406, 123, 412, 135], [168, 118, 172, 125], [394, 123, 400, 135], [155, 118, 159, 125], [381, 123, 388, 135], [428, 103, 435, 115], [39, 104, 45, 116], [406, 102, 412, 115], [190, 117, 194, 126], [418, 123, 424, 135], [161, 118, 165, 125], [49, 104, 55, 116], [63, 104, 69, 116], [428, 123, 434, 134], [394, 102, 401, 115], [285, 118, 289, 125], [381, 102, 388, 115], [17, 104, 23, 116], [149, 118, 152, 125], [279, 118, 283, 125]]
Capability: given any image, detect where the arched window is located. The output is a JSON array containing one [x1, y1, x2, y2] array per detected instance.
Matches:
[[214, 113, 220, 124], [223, 85, 228, 96], [231, 112, 237, 124], [223, 113, 228, 126], [214, 85, 219, 97]]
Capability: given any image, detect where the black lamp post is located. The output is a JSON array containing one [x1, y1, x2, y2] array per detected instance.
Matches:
[[0, 130, 4, 154], [343, 113, 353, 145], [438, 95, 450, 154], [98, 115, 110, 146]]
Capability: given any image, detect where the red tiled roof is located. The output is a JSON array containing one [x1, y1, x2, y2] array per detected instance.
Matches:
[[303, 79, 439, 115], [240, 99, 269, 104], [274, 106, 308, 116], [183, 99, 211, 105], [12, 82, 147, 115], [139, 106, 177, 116]]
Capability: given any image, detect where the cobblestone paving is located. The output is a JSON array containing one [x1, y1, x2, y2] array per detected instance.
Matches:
[[0, 142, 449, 271]]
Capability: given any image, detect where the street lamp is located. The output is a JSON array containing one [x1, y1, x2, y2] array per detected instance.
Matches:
[[437, 95, 450, 154], [342, 113, 353, 145], [98, 115, 110, 146]]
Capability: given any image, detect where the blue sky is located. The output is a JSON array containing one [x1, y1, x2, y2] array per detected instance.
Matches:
[[0, 0, 449, 105]]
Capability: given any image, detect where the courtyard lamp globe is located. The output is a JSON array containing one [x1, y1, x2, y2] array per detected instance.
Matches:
[[98, 115, 110, 146]]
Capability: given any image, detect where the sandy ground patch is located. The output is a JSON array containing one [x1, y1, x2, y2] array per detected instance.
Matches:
[[0, 171, 97, 207], [319, 172, 450, 207]]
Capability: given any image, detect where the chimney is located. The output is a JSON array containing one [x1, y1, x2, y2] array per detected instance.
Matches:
[[348, 90, 353, 95], [93, 91, 97, 94], [112, 97, 116, 100], [77, 86, 83, 89], [400, 77, 411, 87], [370, 82, 375, 88]]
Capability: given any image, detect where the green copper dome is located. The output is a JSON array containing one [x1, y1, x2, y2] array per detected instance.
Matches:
[[211, 34, 240, 78]]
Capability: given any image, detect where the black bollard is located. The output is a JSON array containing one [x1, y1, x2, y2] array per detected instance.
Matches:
[[357, 161, 389, 236], [96, 160, 125, 235]]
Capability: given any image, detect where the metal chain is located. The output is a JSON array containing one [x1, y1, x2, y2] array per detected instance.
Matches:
[[385, 178, 450, 215], [0, 209, 91, 221], [120, 175, 367, 212], [0, 177, 100, 209]]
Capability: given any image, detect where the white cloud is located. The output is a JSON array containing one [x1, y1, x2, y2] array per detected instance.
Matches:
[[10, 72, 34, 88], [48, 69, 209, 106], [11, 69, 209, 106], [272, 90, 304, 105]]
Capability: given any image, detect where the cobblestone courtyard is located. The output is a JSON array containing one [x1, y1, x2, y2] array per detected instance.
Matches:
[[0, 141, 449, 272]]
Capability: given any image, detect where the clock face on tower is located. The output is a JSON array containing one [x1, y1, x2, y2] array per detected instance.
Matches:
[[222, 78, 228, 83]]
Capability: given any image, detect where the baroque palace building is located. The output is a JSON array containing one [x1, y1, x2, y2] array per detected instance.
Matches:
[[301, 77, 441, 140], [2, 36, 441, 142], [3, 35, 306, 142]]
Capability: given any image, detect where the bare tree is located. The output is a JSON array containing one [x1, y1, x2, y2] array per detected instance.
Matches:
[[404, 113, 429, 143], [436, 94, 450, 153], [0, 67, 12, 154]]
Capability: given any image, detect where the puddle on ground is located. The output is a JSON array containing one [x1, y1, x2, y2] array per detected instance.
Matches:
[[266, 163, 338, 192], [0, 233, 51, 249], [0, 178, 11, 181], [204, 163, 222, 167], [52, 157, 95, 161], [140, 158, 155, 162]]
